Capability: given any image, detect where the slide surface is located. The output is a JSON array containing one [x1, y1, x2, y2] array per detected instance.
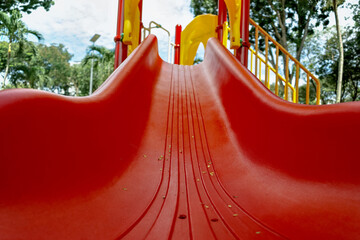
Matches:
[[0, 35, 359, 240]]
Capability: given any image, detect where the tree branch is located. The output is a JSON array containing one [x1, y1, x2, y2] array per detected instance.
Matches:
[[270, 21, 282, 41], [266, 0, 287, 38], [296, 1, 318, 61]]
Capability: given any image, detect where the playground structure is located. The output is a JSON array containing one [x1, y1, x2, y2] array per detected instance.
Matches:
[[115, 0, 320, 105], [0, 0, 359, 239]]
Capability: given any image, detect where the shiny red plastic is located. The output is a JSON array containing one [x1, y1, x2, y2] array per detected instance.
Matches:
[[217, 0, 227, 42], [0, 35, 359, 239], [114, 0, 124, 69], [174, 25, 182, 65], [114, 0, 127, 69]]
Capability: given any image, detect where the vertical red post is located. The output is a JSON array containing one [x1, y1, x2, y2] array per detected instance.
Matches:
[[114, 0, 128, 70], [138, 0, 143, 44], [114, 0, 123, 69], [239, 0, 250, 66], [217, 0, 227, 42], [174, 25, 182, 65]]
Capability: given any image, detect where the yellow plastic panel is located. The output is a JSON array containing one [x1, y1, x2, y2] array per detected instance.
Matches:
[[180, 14, 218, 65], [127, 7, 140, 55], [222, 21, 229, 47], [224, 0, 241, 49], [123, 0, 141, 53]]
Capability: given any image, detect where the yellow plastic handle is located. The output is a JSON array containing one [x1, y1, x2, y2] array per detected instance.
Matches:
[[224, 0, 242, 49], [180, 14, 218, 65]]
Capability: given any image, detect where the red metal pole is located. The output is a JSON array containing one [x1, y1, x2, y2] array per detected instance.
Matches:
[[174, 25, 182, 65], [114, 0, 128, 70], [121, 43, 128, 64], [138, 0, 143, 44], [119, 1, 128, 65], [239, 0, 250, 66], [217, 0, 227, 42], [114, 0, 124, 70]]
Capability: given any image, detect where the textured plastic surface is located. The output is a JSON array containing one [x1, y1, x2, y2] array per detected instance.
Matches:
[[0, 35, 359, 239]]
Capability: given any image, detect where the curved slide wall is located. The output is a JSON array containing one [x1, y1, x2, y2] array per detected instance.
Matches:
[[0, 35, 359, 239]]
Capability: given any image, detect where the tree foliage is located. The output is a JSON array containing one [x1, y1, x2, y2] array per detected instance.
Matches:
[[0, 1, 114, 95], [0, 0, 54, 13], [190, 0, 330, 81], [323, 0, 346, 103], [0, 10, 43, 85], [301, 24, 360, 103], [249, 0, 331, 85], [37, 43, 72, 94], [189, 0, 360, 103], [190, 0, 217, 16], [0, 40, 115, 96]]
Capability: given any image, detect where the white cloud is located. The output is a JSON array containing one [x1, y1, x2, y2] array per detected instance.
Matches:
[[22, 0, 193, 62]]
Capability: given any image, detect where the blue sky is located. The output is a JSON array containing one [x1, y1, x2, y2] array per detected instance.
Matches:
[[20, 0, 356, 63], [21, 0, 194, 63]]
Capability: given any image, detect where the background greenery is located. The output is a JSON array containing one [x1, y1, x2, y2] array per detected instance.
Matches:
[[0, 0, 359, 103], [191, 0, 360, 104], [0, 0, 114, 96]]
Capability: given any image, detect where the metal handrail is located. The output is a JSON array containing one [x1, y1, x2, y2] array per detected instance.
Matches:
[[143, 21, 172, 62], [249, 18, 321, 105]]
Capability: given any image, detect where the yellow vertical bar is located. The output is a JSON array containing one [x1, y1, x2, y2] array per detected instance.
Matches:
[[306, 74, 310, 104], [275, 46, 279, 96], [268, 66, 271, 89], [295, 64, 300, 103], [223, 22, 229, 47], [265, 36, 269, 89], [255, 28, 259, 78], [259, 60, 262, 81], [251, 50, 253, 72], [316, 81, 321, 105], [285, 55, 289, 101]]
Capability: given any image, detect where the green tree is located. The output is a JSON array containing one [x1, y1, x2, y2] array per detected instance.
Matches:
[[323, 0, 346, 103], [82, 45, 114, 94], [190, 0, 217, 16], [37, 43, 73, 95], [250, 0, 331, 83], [300, 28, 336, 104], [0, 0, 54, 13], [69, 63, 86, 96], [83, 45, 114, 81], [6, 42, 43, 88], [190, 0, 330, 63], [190, 1, 331, 93], [0, 10, 43, 87], [309, 25, 360, 103], [0, 41, 8, 73]]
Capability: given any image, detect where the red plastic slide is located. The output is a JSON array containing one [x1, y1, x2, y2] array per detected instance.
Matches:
[[0, 35, 359, 239]]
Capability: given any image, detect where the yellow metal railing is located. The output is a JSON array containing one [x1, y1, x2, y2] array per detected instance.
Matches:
[[249, 48, 297, 103], [248, 18, 321, 105]]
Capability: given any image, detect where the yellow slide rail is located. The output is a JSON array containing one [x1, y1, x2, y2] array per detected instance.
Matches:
[[248, 18, 321, 105]]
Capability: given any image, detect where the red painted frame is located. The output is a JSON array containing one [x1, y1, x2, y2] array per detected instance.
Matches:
[[238, 0, 250, 66], [217, 0, 227, 42], [114, 0, 123, 69], [114, 0, 144, 69], [114, 0, 250, 67], [174, 25, 182, 65]]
